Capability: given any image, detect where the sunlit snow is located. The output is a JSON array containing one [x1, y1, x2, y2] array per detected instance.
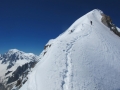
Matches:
[[20, 9, 120, 90]]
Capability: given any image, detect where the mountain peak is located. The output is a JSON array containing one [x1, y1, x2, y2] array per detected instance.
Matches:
[[60, 9, 104, 36], [0, 49, 39, 68], [0, 49, 39, 90], [84, 9, 103, 16], [19, 9, 120, 90], [92, 9, 103, 13], [8, 49, 20, 53], [7, 49, 24, 56]]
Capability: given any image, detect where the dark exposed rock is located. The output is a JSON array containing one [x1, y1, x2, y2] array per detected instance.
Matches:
[[101, 13, 112, 27], [7, 63, 14, 69], [44, 45, 48, 50], [44, 44, 51, 50], [7, 61, 37, 84], [101, 13, 120, 37], [1, 53, 19, 69], [10, 61, 36, 90], [31, 61, 37, 68], [0, 83, 6, 90], [43, 51, 47, 56], [16, 79, 22, 86], [5, 71, 12, 76], [0, 49, 39, 90], [23, 78, 27, 84], [43, 44, 52, 56]]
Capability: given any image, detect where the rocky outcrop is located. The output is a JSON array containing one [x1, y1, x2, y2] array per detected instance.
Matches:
[[0, 83, 6, 90], [0, 49, 39, 90], [44, 44, 51, 50], [0, 50, 38, 70], [101, 13, 112, 27], [7, 61, 37, 84], [0, 61, 37, 90], [10, 61, 37, 90], [101, 13, 120, 36], [5, 71, 12, 76], [43, 44, 52, 56]]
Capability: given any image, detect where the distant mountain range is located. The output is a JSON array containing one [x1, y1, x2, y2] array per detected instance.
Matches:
[[0, 49, 39, 90]]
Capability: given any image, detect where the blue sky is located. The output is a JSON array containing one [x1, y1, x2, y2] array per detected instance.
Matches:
[[0, 0, 120, 55]]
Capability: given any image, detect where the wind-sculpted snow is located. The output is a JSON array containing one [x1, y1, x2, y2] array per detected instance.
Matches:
[[20, 9, 120, 90]]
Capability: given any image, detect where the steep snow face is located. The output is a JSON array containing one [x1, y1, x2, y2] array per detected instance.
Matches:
[[20, 9, 120, 90]]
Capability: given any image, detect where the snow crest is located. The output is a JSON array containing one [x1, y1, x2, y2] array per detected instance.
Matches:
[[20, 9, 120, 90]]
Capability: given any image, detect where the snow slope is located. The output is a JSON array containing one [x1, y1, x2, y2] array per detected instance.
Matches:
[[20, 9, 120, 90]]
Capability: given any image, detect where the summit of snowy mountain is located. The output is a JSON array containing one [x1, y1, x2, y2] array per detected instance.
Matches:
[[1, 49, 37, 64], [19, 9, 120, 90], [7, 49, 35, 57], [0, 49, 39, 90], [8, 49, 20, 53]]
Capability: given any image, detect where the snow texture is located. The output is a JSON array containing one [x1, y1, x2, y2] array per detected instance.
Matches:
[[20, 9, 120, 90]]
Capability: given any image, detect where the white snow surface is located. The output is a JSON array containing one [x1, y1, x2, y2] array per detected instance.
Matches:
[[117, 27, 120, 32], [20, 9, 120, 90], [8, 49, 36, 58]]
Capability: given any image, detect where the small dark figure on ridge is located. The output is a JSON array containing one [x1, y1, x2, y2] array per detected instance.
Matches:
[[90, 21, 92, 25]]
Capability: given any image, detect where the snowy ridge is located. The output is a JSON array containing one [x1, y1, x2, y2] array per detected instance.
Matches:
[[62, 23, 92, 90], [20, 9, 120, 90], [7, 49, 36, 59]]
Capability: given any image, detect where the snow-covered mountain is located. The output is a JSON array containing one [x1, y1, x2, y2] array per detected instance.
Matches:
[[0, 49, 39, 90], [19, 9, 120, 90]]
